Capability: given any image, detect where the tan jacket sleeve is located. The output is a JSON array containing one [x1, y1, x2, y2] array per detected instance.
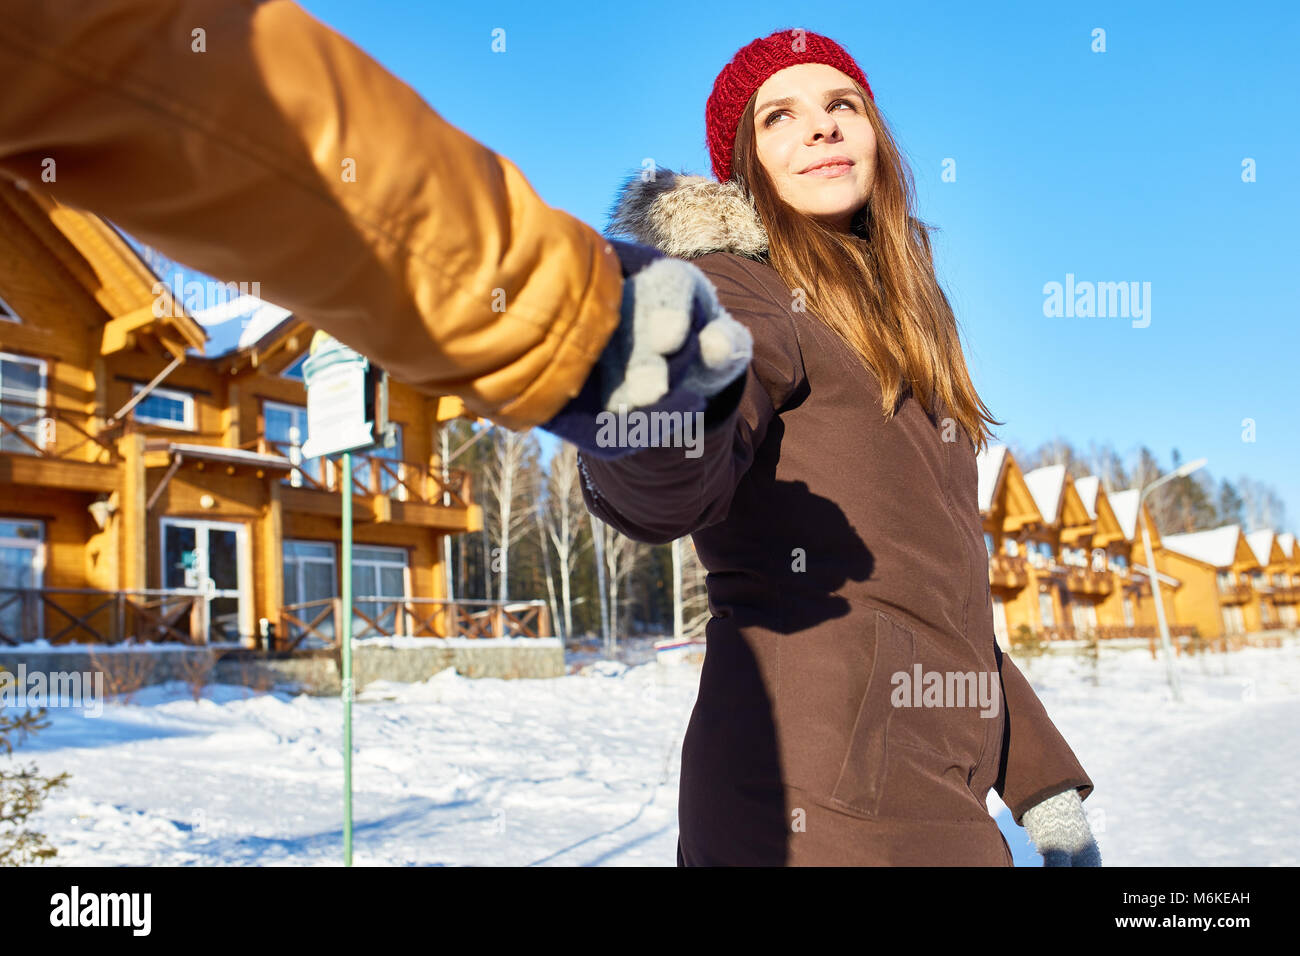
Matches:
[[994, 645, 1095, 825], [0, 0, 622, 430], [578, 251, 805, 544]]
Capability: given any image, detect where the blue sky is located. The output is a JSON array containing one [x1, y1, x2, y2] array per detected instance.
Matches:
[[276, 0, 1298, 533]]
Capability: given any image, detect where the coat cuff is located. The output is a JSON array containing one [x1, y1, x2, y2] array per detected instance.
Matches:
[[994, 646, 1095, 826]]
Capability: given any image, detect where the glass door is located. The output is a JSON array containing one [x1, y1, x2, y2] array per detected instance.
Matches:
[[161, 519, 250, 642], [0, 518, 44, 642]]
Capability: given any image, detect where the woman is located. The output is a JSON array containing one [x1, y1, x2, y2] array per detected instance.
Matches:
[[579, 29, 1100, 866]]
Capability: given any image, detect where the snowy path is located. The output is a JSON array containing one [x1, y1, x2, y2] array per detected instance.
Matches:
[[12, 639, 1300, 865]]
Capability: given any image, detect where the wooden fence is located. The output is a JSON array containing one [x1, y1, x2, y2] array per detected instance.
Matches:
[[276, 597, 551, 650], [0, 588, 203, 645]]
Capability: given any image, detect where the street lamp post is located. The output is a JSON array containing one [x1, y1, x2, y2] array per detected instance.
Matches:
[[1139, 458, 1207, 704]]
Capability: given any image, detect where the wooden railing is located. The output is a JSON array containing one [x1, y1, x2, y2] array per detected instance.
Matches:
[[1034, 623, 1198, 642], [275, 597, 551, 650], [0, 588, 203, 645], [988, 554, 1028, 588], [1066, 566, 1113, 596], [1217, 584, 1253, 603], [250, 439, 471, 507], [0, 399, 118, 464]]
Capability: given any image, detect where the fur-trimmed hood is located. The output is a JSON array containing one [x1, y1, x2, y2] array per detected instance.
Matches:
[[604, 169, 770, 262]]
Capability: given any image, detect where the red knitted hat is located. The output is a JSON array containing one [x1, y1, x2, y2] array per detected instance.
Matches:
[[706, 28, 874, 184]]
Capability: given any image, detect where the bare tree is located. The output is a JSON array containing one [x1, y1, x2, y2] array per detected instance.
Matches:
[[480, 427, 540, 602], [533, 500, 561, 639], [539, 444, 589, 643], [1084, 440, 1130, 493], [674, 535, 711, 642], [586, 510, 645, 656], [1238, 476, 1288, 533]]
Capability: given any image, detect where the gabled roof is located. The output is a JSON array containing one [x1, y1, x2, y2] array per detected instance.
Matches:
[[1023, 465, 1067, 524], [0, 182, 206, 357], [1107, 489, 1141, 540], [1072, 476, 1124, 546], [1073, 475, 1100, 516], [975, 444, 1007, 513], [975, 444, 1043, 532], [1246, 530, 1287, 568], [1278, 532, 1296, 563], [1161, 524, 1259, 570]]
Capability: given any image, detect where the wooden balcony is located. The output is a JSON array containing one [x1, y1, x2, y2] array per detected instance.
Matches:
[[1066, 566, 1113, 596], [276, 597, 551, 650], [247, 438, 475, 530], [1269, 585, 1298, 603], [1217, 584, 1253, 604], [0, 400, 120, 491], [988, 554, 1029, 589]]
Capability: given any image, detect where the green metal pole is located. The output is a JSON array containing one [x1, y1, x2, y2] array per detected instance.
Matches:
[[341, 451, 354, 865]]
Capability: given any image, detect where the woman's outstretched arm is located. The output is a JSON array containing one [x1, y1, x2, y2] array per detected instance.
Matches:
[[0, 0, 621, 431]]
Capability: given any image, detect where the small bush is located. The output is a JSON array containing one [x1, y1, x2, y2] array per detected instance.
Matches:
[[1, 670, 70, 866]]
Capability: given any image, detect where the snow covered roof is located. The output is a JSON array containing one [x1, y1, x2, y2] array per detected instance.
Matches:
[[1279, 532, 1296, 561], [167, 442, 293, 470], [1107, 489, 1142, 540], [1074, 475, 1100, 518], [1246, 530, 1281, 567], [1023, 464, 1067, 525], [192, 294, 293, 355], [1161, 524, 1247, 569], [975, 443, 1007, 513]]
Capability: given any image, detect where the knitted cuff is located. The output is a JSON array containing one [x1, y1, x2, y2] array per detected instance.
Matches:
[[1022, 788, 1102, 867]]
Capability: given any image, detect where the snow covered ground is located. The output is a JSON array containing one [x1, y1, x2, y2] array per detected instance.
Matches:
[[10, 636, 1300, 866]]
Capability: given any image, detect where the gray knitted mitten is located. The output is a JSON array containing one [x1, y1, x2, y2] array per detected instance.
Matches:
[[1022, 788, 1102, 867], [598, 254, 751, 411]]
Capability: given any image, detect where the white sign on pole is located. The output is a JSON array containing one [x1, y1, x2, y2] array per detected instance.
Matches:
[[300, 332, 382, 459]]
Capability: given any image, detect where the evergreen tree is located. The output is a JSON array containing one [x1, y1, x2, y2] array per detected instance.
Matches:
[[0, 692, 68, 866]]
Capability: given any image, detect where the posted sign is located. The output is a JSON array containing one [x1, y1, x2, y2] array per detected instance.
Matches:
[[300, 331, 386, 459]]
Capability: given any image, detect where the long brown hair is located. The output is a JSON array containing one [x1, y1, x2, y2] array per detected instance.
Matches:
[[731, 80, 1002, 453]]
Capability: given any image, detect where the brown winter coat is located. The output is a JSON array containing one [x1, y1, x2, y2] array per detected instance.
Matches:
[[579, 172, 1094, 866]]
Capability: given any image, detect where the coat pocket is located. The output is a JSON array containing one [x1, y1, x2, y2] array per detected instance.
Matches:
[[828, 609, 916, 815]]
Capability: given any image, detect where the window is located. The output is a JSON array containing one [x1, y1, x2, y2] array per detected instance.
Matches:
[[1090, 548, 1108, 572], [0, 518, 44, 641], [1110, 553, 1128, 575], [1216, 571, 1235, 592], [280, 353, 308, 381], [353, 423, 406, 499], [0, 352, 48, 454], [283, 540, 337, 645], [351, 545, 408, 636], [132, 384, 195, 429], [1027, 540, 1054, 568], [1004, 538, 1020, 557], [264, 401, 322, 487], [0, 293, 18, 323]]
